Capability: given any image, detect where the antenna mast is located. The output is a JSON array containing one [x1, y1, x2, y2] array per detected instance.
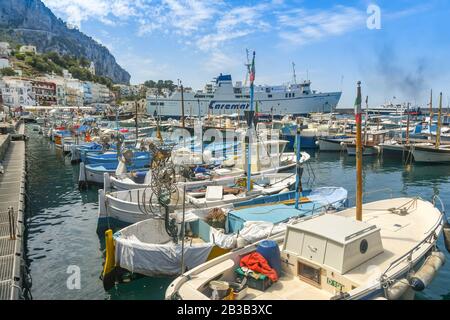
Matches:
[[292, 62, 297, 84]]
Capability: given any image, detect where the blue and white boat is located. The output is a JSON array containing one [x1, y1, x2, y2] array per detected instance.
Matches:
[[78, 161, 150, 186]]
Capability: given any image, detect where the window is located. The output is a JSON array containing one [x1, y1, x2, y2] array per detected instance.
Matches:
[[285, 93, 288, 98], [268, 94, 272, 98], [298, 262, 321, 287], [292, 93, 295, 97]]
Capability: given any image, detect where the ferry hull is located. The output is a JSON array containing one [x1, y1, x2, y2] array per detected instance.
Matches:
[[148, 93, 342, 117]]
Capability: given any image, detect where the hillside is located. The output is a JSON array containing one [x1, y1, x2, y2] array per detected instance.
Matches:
[[5, 50, 114, 88], [0, 0, 130, 84]]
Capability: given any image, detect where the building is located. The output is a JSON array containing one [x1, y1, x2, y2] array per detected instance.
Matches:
[[113, 84, 145, 98], [84, 81, 112, 105], [0, 58, 10, 69], [121, 98, 147, 113], [19, 45, 37, 54], [91, 82, 111, 104], [37, 75, 66, 105], [0, 42, 11, 57], [0, 77, 35, 107], [65, 78, 84, 107], [89, 61, 95, 75], [31, 80, 57, 106]]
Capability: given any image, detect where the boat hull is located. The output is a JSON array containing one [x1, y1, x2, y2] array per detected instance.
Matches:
[[346, 144, 379, 156], [412, 146, 450, 163]]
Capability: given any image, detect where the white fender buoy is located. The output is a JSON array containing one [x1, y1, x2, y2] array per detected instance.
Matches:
[[409, 251, 446, 291], [385, 279, 410, 300], [279, 188, 290, 194]]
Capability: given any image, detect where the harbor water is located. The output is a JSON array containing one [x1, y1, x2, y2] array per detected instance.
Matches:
[[25, 126, 450, 300]]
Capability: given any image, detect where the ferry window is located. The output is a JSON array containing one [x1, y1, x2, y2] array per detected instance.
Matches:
[[298, 262, 321, 286], [268, 94, 272, 98], [292, 93, 295, 97], [285, 93, 288, 98]]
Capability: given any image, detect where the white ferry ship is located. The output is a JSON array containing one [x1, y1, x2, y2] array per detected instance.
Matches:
[[147, 74, 341, 118]]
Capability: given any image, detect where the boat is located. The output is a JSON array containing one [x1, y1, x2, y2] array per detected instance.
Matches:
[[410, 93, 450, 163], [147, 73, 341, 118], [97, 173, 300, 226], [165, 82, 446, 301], [78, 161, 149, 186], [345, 130, 389, 156], [165, 197, 445, 300], [411, 144, 450, 163], [318, 136, 353, 152], [106, 187, 348, 278]]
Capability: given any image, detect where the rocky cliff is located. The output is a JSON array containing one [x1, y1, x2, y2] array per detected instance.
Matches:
[[0, 0, 130, 84]]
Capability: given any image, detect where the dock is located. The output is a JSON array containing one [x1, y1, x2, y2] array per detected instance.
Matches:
[[0, 121, 26, 300]]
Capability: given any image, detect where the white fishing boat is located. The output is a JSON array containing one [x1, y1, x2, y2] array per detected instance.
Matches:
[[318, 136, 353, 152], [97, 173, 299, 226], [411, 144, 450, 163], [165, 196, 446, 300], [379, 139, 408, 156], [345, 130, 389, 156], [410, 93, 450, 163], [106, 187, 348, 279]]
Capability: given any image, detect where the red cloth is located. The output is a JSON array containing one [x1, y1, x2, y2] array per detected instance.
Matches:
[[240, 252, 278, 282]]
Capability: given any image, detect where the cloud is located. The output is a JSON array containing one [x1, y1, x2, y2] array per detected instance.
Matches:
[[136, 0, 222, 36], [42, 0, 138, 28], [276, 6, 366, 46]]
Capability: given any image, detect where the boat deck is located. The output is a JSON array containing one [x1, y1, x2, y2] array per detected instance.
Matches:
[[0, 122, 26, 300], [339, 198, 441, 285], [245, 276, 333, 300]]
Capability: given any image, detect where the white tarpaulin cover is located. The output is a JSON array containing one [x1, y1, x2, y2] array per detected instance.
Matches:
[[115, 235, 214, 276], [210, 221, 289, 249]]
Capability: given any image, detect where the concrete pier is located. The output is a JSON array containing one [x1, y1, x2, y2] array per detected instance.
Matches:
[[0, 122, 26, 300]]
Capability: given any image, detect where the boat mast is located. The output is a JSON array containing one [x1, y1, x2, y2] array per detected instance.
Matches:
[[355, 81, 363, 221], [135, 100, 138, 144], [406, 103, 410, 145], [247, 51, 256, 192], [429, 89, 433, 139], [292, 62, 297, 85], [295, 118, 302, 209], [436, 93, 442, 149]]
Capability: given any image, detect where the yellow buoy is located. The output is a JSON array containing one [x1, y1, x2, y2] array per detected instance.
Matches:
[[102, 229, 116, 290]]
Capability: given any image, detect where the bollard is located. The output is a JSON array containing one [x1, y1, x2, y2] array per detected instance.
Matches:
[[8, 206, 16, 240]]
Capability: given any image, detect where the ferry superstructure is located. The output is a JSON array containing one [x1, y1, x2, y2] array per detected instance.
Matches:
[[147, 74, 342, 118]]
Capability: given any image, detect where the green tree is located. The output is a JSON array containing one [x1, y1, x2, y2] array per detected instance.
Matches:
[[0, 68, 17, 76]]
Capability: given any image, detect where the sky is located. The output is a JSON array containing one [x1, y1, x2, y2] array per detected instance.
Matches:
[[41, 0, 450, 108]]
